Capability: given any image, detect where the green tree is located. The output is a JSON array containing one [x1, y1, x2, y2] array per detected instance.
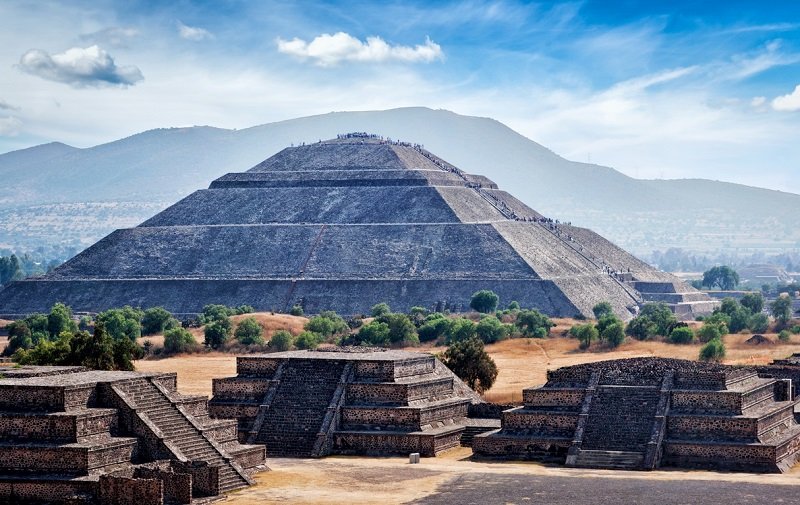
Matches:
[[47, 302, 77, 338], [626, 303, 676, 340], [476, 316, 509, 344], [515, 309, 553, 338], [163, 327, 197, 354], [204, 319, 232, 349], [507, 301, 521, 311], [305, 311, 348, 339], [740, 292, 765, 314], [269, 330, 294, 351], [294, 331, 323, 350], [376, 313, 418, 346], [779, 330, 791, 342], [602, 322, 626, 348], [234, 317, 265, 345], [715, 298, 751, 333], [771, 295, 793, 327], [592, 301, 614, 320], [445, 318, 477, 344], [748, 313, 770, 333], [697, 323, 723, 343], [96, 306, 143, 341], [357, 321, 391, 346], [669, 326, 695, 344], [417, 315, 452, 342], [3, 321, 32, 356], [571, 323, 599, 350], [201, 304, 234, 324], [408, 306, 429, 326], [370, 302, 391, 318], [141, 307, 174, 335], [702, 266, 740, 291], [441, 336, 498, 394], [699, 337, 726, 362], [470, 290, 499, 314], [0, 254, 23, 285], [289, 304, 304, 316]]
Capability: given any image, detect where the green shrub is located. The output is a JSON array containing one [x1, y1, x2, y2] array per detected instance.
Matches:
[[356, 321, 391, 346], [507, 301, 520, 311], [699, 337, 726, 362], [791, 325, 800, 335], [418, 316, 452, 342], [289, 305, 304, 316], [376, 313, 418, 346], [669, 326, 695, 344], [141, 307, 174, 335], [592, 301, 614, 320], [626, 303, 676, 340], [163, 327, 197, 354], [370, 303, 391, 318], [697, 323, 722, 343], [779, 330, 791, 342], [470, 290, 499, 313], [515, 309, 553, 338], [571, 323, 598, 350], [446, 318, 477, 344], [749, 313, 770, 333], [234, 317, 265, 345], [294, 331, 323, 350], [269, 330, 293, 351], [96, 306, 143, 341], [602, 322, 626, 348], [440, 336, 498, 394], [305, 311, 348, 338], [203, 319, 232, 349], [475, 317, 508, 344]]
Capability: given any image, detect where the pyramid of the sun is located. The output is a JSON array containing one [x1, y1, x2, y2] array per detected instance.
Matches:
[[0, 133, 717, 318]]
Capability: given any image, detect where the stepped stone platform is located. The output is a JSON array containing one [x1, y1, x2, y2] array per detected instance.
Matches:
[[208, 347, 481, 458], [0, 133, 716, 320], [0, 365, 265, 504], [473, 357, 800, 473]]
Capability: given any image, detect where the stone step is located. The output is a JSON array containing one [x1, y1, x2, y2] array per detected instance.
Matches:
[[572, 450, 644, 470]]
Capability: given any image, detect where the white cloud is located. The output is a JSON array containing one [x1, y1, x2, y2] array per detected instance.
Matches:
[[177, 21, 213, 41], [277, 32, 443, 66], [17, 45, 143, 88], [0, 116, 22, 137], [772, 85, 800, 111], [751, 96, 766, 107], [80, 27, 139, 48], [0, 100, 19, 111]]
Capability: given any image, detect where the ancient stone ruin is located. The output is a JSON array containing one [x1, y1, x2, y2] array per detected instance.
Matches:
[[473, 357, 800, 472], [0, 133, 716, 320], [208, 348, 485, 457], [0, 365, 265, 504]]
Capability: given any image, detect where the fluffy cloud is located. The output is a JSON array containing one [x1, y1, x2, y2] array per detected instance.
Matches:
[[177, 21, 213, 41], [772, 85, 800, 111], [0, 116, 22, 137], [0, 100, 19, 111], [80, 27, 139, 48], [277, 32, 443, 66], [17, 45, 143, 88]]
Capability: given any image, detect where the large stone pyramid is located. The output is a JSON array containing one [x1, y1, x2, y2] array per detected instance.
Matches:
[[0, 133, 716, 318]]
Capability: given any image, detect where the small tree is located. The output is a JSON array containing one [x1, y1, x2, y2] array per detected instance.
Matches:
[[294, 331, 322, 350], [305, 311, 348, 339], [740, 292, 765, 314], [476, 316, 509, 344], [370, 302, 391, 318], [204, 319, 232, 349], [515, 309, 553, 338], [418, 315, 452, 342], [234, 317, 265, 345], [669, 326, 695, 344], [771, 295, 793, 327], [702, 266, 740, 291], [626, 303, 676, 340], [47, 302, 77, 338], [779, 330, 791, 342], [376, 313, 418, 346], [440, 336, 498, 394], [289, 304, 304, 316], [571, 323, 598, 350], [269, 330, 294, 351], [697, 323, 723, 343], [592, 301, 614, 320], [602, 322, 626, 348], [141, 307, 174, 335], [445, 318, 477, 344], [699, 337, 726, 362], [507, 301, 521, 311], [470, 290, 499, 314], [357, 321, 391, 346], [96, 306, 143, 341], [163, 327, 197, 354]]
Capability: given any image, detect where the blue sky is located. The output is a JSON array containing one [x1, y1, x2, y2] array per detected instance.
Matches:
[[1, 0, 800, 192]]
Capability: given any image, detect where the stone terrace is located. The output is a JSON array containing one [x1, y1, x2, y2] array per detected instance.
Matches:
[[209, 348, 482, 458], [473, 357, 800, 473], [0, 365, 265, 504]]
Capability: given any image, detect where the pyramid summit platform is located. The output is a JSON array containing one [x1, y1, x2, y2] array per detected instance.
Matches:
[[0, 133, 716, 318]]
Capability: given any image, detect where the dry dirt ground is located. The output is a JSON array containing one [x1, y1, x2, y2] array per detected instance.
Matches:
[[221, 448, 800, 505]]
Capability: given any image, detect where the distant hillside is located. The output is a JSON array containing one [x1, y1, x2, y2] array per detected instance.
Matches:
[[1, 107, 798, 254]]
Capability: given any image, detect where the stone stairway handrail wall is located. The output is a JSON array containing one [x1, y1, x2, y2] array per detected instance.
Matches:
[[643, 371, 674, 469], [312, 362, 355, 457], [148, 378, 254, 486], [246, 361, 286, 445], [565, 371, 600, 465]]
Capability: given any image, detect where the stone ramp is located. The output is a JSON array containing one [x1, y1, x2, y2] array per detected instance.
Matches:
[[580, 386, 661, 452]]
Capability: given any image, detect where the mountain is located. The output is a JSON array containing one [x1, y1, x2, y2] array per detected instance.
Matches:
[[1, 107, 798, 255]]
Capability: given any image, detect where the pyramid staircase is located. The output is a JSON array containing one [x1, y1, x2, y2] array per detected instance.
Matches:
[[210, 349, 478, 458]]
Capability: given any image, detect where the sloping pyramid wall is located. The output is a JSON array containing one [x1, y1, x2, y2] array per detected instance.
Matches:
[[473, 358, 800, 473], [0, 366, 265, 504], [0, 135, 717, 319], [208, 348, 480, 457]]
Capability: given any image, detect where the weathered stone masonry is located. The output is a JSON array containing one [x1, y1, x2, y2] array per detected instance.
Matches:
[[0, 365, 265, 504], [473, 358, 800, 473]]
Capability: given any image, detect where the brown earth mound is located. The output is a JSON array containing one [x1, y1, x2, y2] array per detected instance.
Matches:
[[745, 334, 772, 345]]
